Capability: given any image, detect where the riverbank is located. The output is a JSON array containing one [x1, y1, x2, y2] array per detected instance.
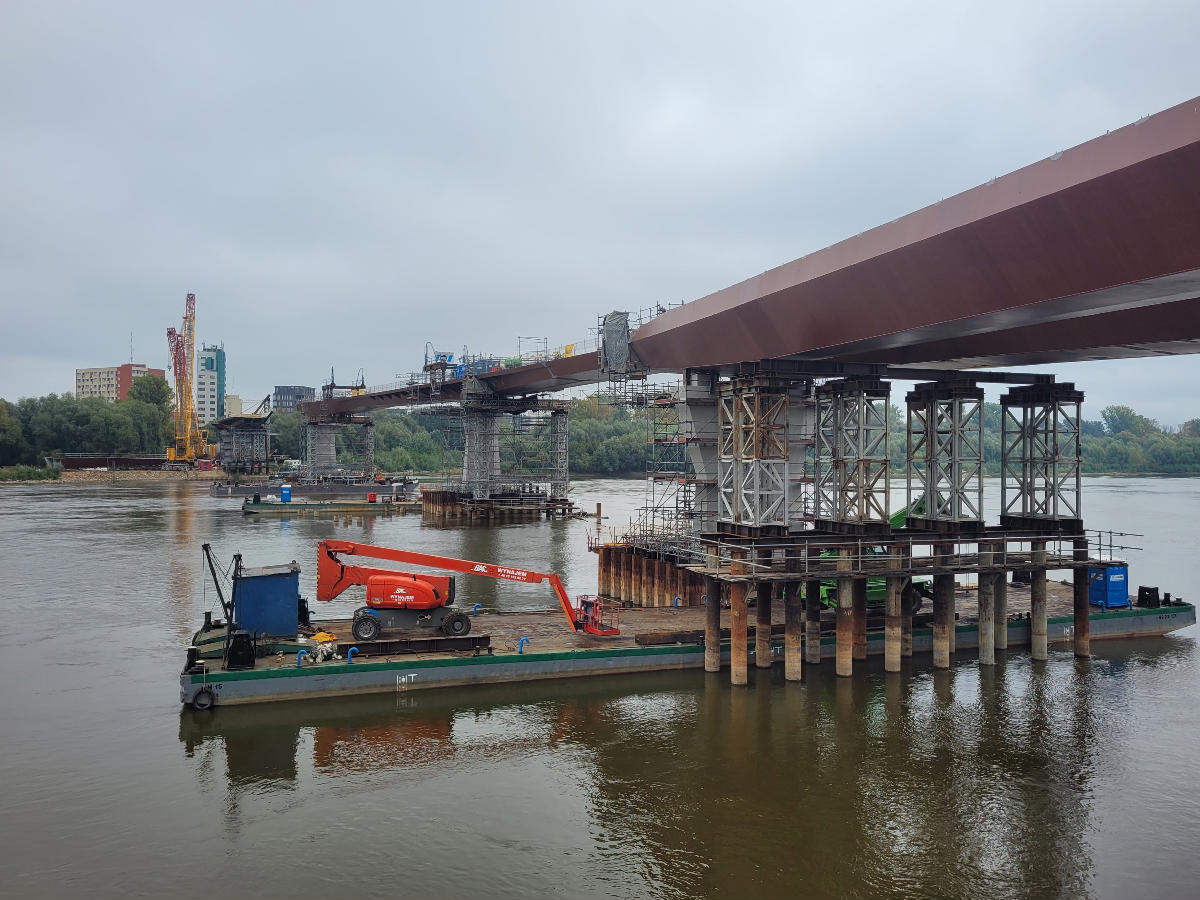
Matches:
[[57, 469, 226, 485]]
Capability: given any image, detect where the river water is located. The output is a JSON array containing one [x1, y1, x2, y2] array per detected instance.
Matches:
[[0, 476, 1196, 899]]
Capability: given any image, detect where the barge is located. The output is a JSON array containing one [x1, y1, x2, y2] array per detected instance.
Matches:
[[211, 475, 418, 498], [241, 496, 422, 515], [180, 546, 1194, 708]]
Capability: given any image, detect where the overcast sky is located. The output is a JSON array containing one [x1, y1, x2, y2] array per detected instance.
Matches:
[[2, 1, 1198, 425]]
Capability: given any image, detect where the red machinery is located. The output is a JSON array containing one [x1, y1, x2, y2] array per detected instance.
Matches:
[[316, 540, 620, 642]]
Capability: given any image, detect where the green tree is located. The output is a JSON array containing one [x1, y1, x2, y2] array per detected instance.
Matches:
[[127, 373, 173, 412], [270, 411, 303, 459], [0, 400, 28, 465], [1181, 418, 1200, 438], [1100, 405, 1159, 437]]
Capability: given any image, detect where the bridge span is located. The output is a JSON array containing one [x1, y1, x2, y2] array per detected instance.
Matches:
[[290, 97, 1200, 686], [306, 94, 1200, 421]]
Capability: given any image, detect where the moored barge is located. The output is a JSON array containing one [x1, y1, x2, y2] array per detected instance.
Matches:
[[180, 545, 1194, 709]]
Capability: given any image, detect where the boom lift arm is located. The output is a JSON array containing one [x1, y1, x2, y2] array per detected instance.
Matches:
[[317, 540, 611, 634]]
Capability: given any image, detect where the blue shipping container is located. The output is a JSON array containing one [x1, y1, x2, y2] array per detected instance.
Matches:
[[235, 564, 302, 637], [1088, 566, 1130, 608]]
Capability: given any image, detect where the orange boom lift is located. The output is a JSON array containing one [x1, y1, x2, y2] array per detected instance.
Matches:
[[316, 540, 620, 642]]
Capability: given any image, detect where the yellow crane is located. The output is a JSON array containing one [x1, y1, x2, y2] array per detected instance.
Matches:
[[166, 292, 213, 463]]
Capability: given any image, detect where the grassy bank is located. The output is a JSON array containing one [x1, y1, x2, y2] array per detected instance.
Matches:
[[0, 465, 61, 483]]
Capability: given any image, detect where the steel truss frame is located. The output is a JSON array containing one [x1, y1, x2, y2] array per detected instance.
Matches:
[[815, 379, 890, 524], [1001, 383, 1084, 524], [717, 378, 789, 527], [906, 382, 984, 524]]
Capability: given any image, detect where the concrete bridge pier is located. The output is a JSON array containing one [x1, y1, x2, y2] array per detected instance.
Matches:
[[836, 549, 854, 677], [1074, 537, 1091, 657], [785, 581, 803, 681], [933, 542, 955, 669], [805, 579, 822, 665], [852, 579, 868, 662], [730, 581, 749, 686], [978, 543, 996, 666], [597, 546, 611, 597], [885, 574, 903, 673], [704, 575, 721, 673], [756, 582, 773, 669], [995, 570, 1009, 651], [1031, 541, 1048, 660], [900, 547, 914, 658]]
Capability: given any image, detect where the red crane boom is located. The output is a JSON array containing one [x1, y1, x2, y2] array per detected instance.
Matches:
[[317, 540, 619, 635]]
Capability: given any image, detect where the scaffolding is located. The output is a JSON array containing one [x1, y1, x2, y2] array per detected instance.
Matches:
[[301, 417, 375, 478]]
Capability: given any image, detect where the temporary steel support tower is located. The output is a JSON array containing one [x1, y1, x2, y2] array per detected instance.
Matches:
[[718, 377, 790, 528], [1000, 383, 1084, 530], [906, 381, 985, 527], [816, 378, 891, 526]]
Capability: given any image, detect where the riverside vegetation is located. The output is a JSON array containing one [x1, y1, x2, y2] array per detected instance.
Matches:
[[3, 384, 1199, 478]]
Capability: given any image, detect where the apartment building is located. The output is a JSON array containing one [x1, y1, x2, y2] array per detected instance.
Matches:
[[75, 363, 166, 403]]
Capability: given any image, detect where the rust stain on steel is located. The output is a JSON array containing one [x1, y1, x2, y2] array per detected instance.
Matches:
[[632, 96, 1200, 369]]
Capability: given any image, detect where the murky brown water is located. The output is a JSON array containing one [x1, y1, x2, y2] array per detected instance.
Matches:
[[0, 477, 1197, 899]]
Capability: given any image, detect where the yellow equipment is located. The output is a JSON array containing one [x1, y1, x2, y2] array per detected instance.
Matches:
[[166, 292, 215, 462]]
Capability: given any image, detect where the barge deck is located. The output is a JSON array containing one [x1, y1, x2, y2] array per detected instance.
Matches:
[[181, 582, 1194, 707]]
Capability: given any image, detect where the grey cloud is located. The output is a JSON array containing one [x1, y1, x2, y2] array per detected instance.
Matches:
[[2, 0, 1198, 422]]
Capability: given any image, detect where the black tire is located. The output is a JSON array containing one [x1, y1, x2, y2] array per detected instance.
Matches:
[[192, 687, 216, 711], [353, 615, 381, 642], [441, 612, 471, 637]]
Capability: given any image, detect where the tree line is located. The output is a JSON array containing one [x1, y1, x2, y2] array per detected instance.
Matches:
[[3, 382, 1199, 477], [1, 374, 175, 468]]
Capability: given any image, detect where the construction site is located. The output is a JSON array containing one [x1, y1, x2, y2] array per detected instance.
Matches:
[[177, 97, 1200, 698]]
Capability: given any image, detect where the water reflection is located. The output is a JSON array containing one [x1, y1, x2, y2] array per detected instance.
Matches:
[[179, 650, 1126, 898]]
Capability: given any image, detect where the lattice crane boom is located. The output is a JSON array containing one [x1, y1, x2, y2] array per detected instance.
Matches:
[[166, 292, 209, 462]]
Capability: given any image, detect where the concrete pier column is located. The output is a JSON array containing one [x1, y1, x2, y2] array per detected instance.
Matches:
[[978, 544, 996, 666], [704, 575, 721, 673], [785, 582, 803, 681], [885, 574, 903, 673], [756, 582, 773, 669], [805, 579, 822, 665], [852, 578, 868, 661], [597, 547, 610, 597], [836, 550, 854, 677], [995, 565, 1009, 651], [1073, 537, 1091, 658], [730, 580, 749, 686], [1031, 540, 1048, 660], [621, 550, 633, 605], [933, 542, 954, 669]]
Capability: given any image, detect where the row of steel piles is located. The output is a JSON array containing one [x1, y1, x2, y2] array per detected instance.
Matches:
[[694, 537, 1093, 685], [595, 546, 706, 607]]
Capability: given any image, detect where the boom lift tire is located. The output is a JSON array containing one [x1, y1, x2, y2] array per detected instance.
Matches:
[[441, 612, 471, 637], [352, 614, 382, 642]]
